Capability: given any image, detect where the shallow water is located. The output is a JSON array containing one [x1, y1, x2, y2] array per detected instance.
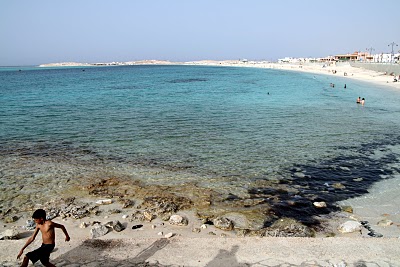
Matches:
[[1, 65, 400, 227]]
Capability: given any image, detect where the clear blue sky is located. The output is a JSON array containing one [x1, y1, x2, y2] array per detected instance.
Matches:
[[0, 0, 398, 66]]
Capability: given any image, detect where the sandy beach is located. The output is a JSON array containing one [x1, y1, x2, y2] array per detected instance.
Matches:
[[1, 62, 400, 266]]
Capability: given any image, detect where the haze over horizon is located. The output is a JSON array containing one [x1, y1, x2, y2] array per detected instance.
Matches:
[[0, 0, 398, 66]]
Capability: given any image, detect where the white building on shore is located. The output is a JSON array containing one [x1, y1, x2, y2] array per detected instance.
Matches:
[[372, 53, 400, 63]]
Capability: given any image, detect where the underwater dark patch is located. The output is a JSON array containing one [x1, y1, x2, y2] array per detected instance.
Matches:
[[248, 134, 400, 226]]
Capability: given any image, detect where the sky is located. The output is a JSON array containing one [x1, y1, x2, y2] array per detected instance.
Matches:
[[0, 0, 399, 66]]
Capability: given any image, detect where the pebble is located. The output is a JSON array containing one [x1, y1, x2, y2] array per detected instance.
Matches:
[[169, 214, 188, 226], [95, 199, 113, 205], [338, 221, 362, 233], [192, 227, 201, 233], [213, 217, 234, 231], [293, 172, 306, 178], [165, 232, 174, 238], [90, 224, 109, 239], [200, 224, 207, 229], [143, 211, 154, 222], [151, 225, 156, 229], [313, 202, 327, 208], [377, 219, 393, 227], [341, 206, 353, 213], [79, 222, 88, 229], [122, 214, 128, 219], [157, 231, 163, 236]]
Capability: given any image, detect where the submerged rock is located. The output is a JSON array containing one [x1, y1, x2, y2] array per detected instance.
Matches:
[[377, 219, 393, 227], [341, 206, 353, 213], [313, 201, 327, 208]]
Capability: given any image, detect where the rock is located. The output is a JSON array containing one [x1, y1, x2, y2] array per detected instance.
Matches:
[[95, 199, 113, 205], [0, 229, 19, 240], [208, 232, 216, 235], [143, 211, 154, 222], [223, 212, 268, 230], [112, 221, 125, 232], [293, 172, 306, 178], [104, 220, 125, 232], [79, 222, 88, 229], [108, 209, 121, 214], [265, 218, 314, 237], [377, 219, 393, 227], [332, 183, 346, 189], [157, 232, 163, 236], [164, 232, 174, 238], [236, 229, 250, 237], [151, 225, 156, 229], [313, 201, 327, 208], [341, 206, 353, 213], [213, 217, 234, 231], [169, 214, 188, 226], [25, 220, 36, 230], [161, 215, 170, 221], [4, 216, 19, 223], [90, 224, 109, 239], [353, 178, 363, 182], [122, 215, 129, 219], [121, 199, 135, 209], [192, 227, 201, 233], [200, 224, 207, 229], [338, 221, 362, 233]]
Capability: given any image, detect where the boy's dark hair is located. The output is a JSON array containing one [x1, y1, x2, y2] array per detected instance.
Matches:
[[32, 209, 46, 220]]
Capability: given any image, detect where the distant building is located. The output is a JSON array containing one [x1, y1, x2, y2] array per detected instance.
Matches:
[[372, 53, 400, 63], [334, 51, 372, 61]]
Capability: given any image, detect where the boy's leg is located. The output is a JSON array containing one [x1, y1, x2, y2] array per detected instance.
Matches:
[[21, 256, 29, 267]]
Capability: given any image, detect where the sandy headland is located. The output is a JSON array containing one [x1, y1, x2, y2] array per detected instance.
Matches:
[[39, 59, 400, 90]]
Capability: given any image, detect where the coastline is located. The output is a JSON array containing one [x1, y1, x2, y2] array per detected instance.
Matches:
[[2, 61, 400, 266], [38, 60, 400, 91]]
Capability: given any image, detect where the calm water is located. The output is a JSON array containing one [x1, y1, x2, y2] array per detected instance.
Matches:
[[1, 65, 400, 224]]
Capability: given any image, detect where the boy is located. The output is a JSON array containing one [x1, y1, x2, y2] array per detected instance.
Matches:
[[17, 209, 70, 267]]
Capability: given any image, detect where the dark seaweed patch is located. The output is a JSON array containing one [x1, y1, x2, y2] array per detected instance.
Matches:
[[248, 134, 400, 226], [168, 78, 208, 83]]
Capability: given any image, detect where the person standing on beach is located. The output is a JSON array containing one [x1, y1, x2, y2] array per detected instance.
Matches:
[[17, 209, 70, 267]]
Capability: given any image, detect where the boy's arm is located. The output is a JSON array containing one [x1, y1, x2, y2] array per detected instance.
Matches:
[[17, 227, 39, 259], [52, 222, 70, 241]]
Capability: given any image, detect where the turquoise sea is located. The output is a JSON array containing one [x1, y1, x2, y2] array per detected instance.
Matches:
[[1, 65, 400, 225]]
